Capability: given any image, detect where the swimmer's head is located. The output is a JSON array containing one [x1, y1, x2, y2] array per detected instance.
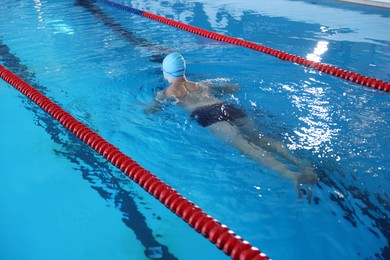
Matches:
[[162, 53, 186, 79]]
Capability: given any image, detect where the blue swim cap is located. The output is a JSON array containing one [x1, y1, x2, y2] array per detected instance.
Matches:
[[162, 53, 186, 78]]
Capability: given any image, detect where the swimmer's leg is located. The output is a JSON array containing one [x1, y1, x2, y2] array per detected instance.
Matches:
[[231, 117, 303, 166], [209, 120, 318, 203], [206, 121, 298, 180]]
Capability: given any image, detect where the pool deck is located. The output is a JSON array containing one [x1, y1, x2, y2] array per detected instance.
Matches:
[[337, 0, 390, 8]]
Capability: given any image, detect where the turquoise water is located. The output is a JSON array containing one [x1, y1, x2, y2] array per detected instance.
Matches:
[[1, 0, 389, 259]]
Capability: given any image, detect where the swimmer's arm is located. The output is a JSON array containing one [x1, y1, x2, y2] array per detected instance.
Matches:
[[200, 81, 239, 96], [144, 91, 179, 114], [144, 101, 164, 114], [143, 91, 166, 114]]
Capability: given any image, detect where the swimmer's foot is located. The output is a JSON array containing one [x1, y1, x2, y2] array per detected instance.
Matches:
[[296, 185, 313, 204], [295, 169, 318, 204], [296, 183, 313, 203]]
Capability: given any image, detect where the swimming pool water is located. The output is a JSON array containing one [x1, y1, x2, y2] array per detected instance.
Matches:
[[1, 0, 389, 259]]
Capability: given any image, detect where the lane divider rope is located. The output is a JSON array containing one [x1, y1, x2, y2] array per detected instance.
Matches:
[[0, 64, 269, 260], [96, 0, 390, 92]]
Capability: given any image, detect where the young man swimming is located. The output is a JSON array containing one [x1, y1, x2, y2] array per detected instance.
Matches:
[[146, 53, 318, 202]]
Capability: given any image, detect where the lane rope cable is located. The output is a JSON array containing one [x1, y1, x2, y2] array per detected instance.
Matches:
[[0, 64, 269, 260], [96, 0, 390, 92]]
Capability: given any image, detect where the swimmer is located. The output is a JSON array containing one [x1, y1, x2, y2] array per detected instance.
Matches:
[[145, 53, 318, 203]]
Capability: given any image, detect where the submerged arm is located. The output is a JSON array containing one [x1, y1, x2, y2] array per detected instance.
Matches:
[[143, 90, 180, 114], [144, 91, 167, 114], [201, 81, 239, 96], [143, 101, 164, 114]]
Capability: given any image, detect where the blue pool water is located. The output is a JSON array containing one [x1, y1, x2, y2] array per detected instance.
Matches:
[[1, 0, 389, 259]]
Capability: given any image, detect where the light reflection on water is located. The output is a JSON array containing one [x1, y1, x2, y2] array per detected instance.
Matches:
[[306, 40, 329, 62], [281, 78, 340, 160]]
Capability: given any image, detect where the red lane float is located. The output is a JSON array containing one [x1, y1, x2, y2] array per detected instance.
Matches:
[[140, 11, 390, 92], [97, 0, 389, 92], [0, 64, 269, 260]]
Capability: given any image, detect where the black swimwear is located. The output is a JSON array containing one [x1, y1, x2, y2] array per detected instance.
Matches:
[[190, 103, 246, 127]]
